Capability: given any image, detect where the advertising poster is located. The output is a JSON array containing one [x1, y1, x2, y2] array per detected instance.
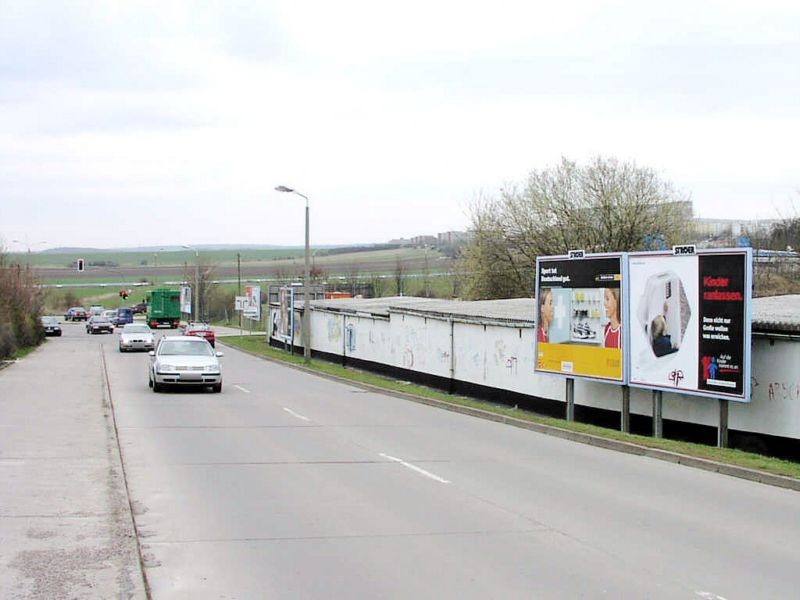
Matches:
[[244, 285, 261, 320], [534, 254, 625, 382], [627, 248, 751, 401], [179, 285, 192, 314], [273, 286, 294, 342]]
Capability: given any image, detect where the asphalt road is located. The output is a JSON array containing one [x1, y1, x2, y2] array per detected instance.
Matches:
[[13, 322, 800, 598]]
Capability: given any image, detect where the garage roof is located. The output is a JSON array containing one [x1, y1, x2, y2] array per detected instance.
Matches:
[[312, 294, 800, 333]]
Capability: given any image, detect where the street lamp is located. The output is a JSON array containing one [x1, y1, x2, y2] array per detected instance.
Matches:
[[12, 238, 47, 268], [181, 245, 200, 322], [275, 185, 311, 363]]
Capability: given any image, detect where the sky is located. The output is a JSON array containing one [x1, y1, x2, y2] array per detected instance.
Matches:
[[1, 0, 799, 252]]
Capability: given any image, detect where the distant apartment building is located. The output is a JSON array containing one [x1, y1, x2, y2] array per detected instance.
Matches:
[[390, 231, 473, 248], [693, 218, 780, 240], [437, 231, 472, 246], [410, 235, 437, 247]]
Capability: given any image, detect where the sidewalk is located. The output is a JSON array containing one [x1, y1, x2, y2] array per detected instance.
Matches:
[[0, 337, 146, 599], [213, 324, 266, 337]]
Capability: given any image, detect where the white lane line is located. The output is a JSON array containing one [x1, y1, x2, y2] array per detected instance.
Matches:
[[379, 453, 451, 484], [234, 385, 250, 393], [283, 407, 310, 422], [696, 593, 728, 600]]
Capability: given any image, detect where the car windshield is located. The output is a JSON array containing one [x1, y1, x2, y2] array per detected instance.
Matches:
[[93, 317, 111, 323], [41, 317, 58, 324], [124, 325, 150, 334], [158, 341, 214, 356]]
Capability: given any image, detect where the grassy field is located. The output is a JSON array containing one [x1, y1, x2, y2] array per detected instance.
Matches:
[[222, 335, 800, 480], [33, 245, 459, 310], [10, 247, 308, 269], [28, 246, 452, 285], [12, 245, 443, 269]]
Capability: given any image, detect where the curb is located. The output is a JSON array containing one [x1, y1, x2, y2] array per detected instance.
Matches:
[[218, 339, 800, 493]]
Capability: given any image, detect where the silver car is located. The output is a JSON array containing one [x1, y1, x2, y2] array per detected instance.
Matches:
[[148, 336, 223, 393], [119, 323, 155, 352]]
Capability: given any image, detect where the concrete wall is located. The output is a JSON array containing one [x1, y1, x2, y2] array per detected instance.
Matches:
[[277, 305, 800, 440]]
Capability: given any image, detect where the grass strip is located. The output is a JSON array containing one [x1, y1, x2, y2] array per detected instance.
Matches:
[[12, 346, 38, 360], [221, 335, 800, 480]]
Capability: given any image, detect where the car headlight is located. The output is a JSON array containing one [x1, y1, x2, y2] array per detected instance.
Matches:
[[204, 364, 218, 372], [158, 364, 175, 372]]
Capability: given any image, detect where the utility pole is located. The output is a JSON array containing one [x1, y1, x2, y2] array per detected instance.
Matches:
[[237, 252, 242, 330]]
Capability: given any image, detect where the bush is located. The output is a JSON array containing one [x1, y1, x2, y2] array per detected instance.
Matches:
[[0, 248, 45, 359]]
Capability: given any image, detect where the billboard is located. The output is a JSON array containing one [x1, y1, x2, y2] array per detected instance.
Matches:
[[179, 286, 192, 314], [272, 286, 294, 342], [534, 253, 625, 382], [244, 286, 261, 320], [627, 248, 752, 401]]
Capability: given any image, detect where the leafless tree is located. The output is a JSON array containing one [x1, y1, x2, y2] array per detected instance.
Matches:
[[394, 254, 405, 296], [460, 156, 692, 299]]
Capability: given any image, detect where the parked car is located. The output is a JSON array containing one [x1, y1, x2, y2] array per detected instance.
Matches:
[[40, 316, 62, 336], [118, 323, 155, 352], [148, 336, 223, 393], [65, 307, 88, 321], [86, 315, 114, 334], [114, 307, 134, 327], [182, 322, 216, 347]]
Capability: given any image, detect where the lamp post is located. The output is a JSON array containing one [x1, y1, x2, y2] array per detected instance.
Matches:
[[12, 239, 47, 268], [275, 185, 311, 363], [181, 245, 200, 322]]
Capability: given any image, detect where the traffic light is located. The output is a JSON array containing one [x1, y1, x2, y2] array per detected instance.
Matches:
[[119, 289, 128, 299], [76, 258, 84, 272]]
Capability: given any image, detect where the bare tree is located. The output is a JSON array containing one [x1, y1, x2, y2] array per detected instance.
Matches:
[[346, 262, 360, 296], [394, 254, 405, 296], [460, 156, 692, 299]]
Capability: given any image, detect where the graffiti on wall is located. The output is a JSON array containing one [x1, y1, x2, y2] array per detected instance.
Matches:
[[327, 316, 342, 342]]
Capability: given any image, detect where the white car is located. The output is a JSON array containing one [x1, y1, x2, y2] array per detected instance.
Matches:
[[148, 336, 223, 393], [119, 323, 155, 352]]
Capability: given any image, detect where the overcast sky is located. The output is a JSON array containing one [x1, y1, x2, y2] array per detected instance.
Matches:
[[2, 0, 799, 251]]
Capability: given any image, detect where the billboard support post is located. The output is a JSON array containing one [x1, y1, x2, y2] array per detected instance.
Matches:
[[566, 378, 575, 421], [653, 390, 663, 438], [718, 399, 729, 448], [621, 385, 630, 433]]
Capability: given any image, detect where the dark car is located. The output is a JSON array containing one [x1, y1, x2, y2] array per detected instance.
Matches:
[[131, 302, 148, 314], [182, 322, 216, 347], [40, 316, 62, 336], [65, 307, 88, 321], [113, 307, 134, 327], [86, 316, 114, 334]]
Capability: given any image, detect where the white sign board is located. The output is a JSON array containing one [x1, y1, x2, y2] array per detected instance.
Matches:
[[244, 286, 261, 320], [234, 296, 247, 311], [179, 286, 192, 314], [274, 286, 294, 342], [627, 248, 752, 401]]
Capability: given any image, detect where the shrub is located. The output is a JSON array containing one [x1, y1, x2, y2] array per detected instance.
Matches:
[[0, 248, 45, 359]]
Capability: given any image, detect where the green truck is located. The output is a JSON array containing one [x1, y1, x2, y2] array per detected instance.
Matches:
[[147, 288, 181, 329]]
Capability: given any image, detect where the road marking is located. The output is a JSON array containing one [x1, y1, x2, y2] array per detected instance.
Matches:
[[234, 385, 250, 393], [283, 407, 310, 421], [696, 592, 728, 600], [379, 453, 451, 484]]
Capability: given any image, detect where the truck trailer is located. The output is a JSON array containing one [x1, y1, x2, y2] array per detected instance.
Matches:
[[147, 288, 181, 329]]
